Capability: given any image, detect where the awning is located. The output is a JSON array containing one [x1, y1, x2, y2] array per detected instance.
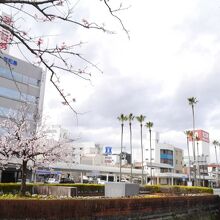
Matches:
[[36, 170, 62, 175]]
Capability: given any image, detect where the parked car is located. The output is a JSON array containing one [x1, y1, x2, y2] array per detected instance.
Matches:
[[59, 178, 75, 184], [45, 178, 60, 184]]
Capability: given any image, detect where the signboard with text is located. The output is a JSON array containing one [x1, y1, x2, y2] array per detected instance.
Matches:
[[0, 12, 13, 53], [188, 130, 209, 143], [104, 146, 112, 155]]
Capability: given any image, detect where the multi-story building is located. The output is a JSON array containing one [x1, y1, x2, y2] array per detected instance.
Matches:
[[0, 53, 45, 123], [151, 143, 184, 185], [144, 131, 185, 185], [207, 164, 220, 187], [0, 52, 46, 182], [45, 125, 70, 141], [188, 129, 210, 163]]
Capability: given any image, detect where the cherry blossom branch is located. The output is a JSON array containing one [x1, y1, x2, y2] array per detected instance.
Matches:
[[0, 0, 129, 113]]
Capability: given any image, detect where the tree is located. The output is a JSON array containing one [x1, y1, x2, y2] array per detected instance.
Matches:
[[127, 113, 134, 182], [184, 130, 193, 183], [136, 114, 146, 185], [213, 140, 219, 187], [0, 0, 129, 112], [117, 114, 127, 182], [145, 121, 153, 185], [0, 108, 70, 195], [195, 135, 201, 186], [187, 96, 198, 185]]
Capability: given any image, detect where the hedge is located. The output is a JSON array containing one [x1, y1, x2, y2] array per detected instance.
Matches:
[[0, 183, 213, 196], [0, 183, 104, 196], [142, 185, 213, 195]]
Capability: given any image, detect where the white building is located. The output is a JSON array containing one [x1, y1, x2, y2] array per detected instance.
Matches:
[[188, 130, 210, 164], [0, 53, 46, 183], [0, 53, 45, 123], [45, 125, 70, 141]]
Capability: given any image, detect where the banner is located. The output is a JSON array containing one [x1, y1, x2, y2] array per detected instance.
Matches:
[[0, 12, 13, 53]]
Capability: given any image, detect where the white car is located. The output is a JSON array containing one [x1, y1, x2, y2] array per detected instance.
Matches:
[[46, 178, 59, 184]]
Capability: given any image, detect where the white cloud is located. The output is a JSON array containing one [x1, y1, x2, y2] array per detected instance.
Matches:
[[6, 0, 220, 162]]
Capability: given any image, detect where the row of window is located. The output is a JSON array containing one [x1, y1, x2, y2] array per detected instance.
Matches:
[[160, 153, 173, 159], [0, 86, 38, 103], [0, 106, 35, 121], [160, 149, 173, 155], [160, 149, 173, 165], [160, 168, 172, 173], [160, 158, 173, 165], [0, 67, 40, 87]]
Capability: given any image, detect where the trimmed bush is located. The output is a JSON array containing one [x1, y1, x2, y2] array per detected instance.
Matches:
[[0, 183, 33, 194], [0, 183, 104, 196], [140, 185, 161, 193], [0, 183, 213, 197], [142, 184, 213, 195]]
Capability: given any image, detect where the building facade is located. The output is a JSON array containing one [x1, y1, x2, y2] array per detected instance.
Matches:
[[0, 53, 45, 122], [0, 53, 46, 182], [143, 131, 185, 185], [187, 129, 210, 164]]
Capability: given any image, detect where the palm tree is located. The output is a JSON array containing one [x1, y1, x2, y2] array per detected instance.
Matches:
[[213, 140, 219, 187], [195, 135, 201, 186], [128, 113, 135, 182], [145, 121, 153, 185], [117, 114, 128, 182], [188, 97, 198, 185], [184, 130, 193, 183], [136, 114, 146, 185]]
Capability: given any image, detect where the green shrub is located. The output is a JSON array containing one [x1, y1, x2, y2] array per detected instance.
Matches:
[[0, 183, 104, 196], [142, 185, 162, 193], [0, 183, 33, 194], [142, 184, 213, 195]]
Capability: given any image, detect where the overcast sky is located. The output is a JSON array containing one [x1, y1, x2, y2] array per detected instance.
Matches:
[[5, 0, 220, 161]]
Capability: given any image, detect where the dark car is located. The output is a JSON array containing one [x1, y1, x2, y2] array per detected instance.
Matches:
[[59, 178, 75, 184]]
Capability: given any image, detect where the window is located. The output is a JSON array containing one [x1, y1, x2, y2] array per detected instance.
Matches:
[[160, 149, 173, 165], [0, 106, 35, 120], [0, 67, 39, 87], [0, 86, 37, 103], [160, 168, 171, 173]]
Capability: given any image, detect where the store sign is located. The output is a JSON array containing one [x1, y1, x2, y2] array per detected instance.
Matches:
[[3, 56, 17, 66], [104, 146, 112, 155], [104, 156, 113, 164], [201, 130, 209, 143], [189, 130, 209, 143], [0, 12, 13, 53]]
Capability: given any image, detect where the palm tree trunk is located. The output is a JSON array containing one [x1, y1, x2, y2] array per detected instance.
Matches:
[[149, 129, 152, 185], [215, 145, 218, 187], [196, 141, 201, 186], [129, 122, 133, 183], [141, 124, 144, 185], [186, 136, 191, 182], [119, 123, 124, 182], [20, 160, 27, 196], [192, 105, 197, 186]]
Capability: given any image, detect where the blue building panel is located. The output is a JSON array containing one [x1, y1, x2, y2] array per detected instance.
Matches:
[[160, 154, 173, 159]]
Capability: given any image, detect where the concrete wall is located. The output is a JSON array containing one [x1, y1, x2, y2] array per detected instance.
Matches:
[[0, 195, 219, 220], [33, 185, 77, 197]]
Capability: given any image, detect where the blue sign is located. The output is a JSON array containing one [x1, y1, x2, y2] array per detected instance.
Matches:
[[105, 146, 112, 155], [160, 154, 173, 159], [3, 56, 17, 66]]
